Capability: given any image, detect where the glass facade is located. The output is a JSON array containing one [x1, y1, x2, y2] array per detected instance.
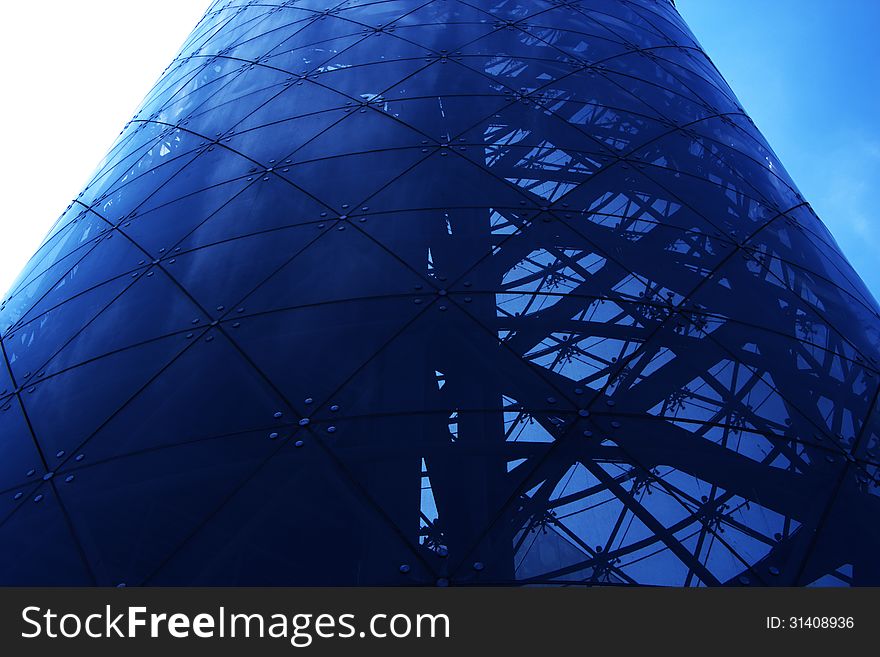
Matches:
[[1, 0, 878, 586]]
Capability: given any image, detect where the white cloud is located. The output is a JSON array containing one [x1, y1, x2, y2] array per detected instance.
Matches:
[[0, 0, 211, 298], [815, 137, 880, 246]]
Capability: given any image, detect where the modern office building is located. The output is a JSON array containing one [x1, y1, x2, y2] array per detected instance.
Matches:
[[0, 0, 878, 586]]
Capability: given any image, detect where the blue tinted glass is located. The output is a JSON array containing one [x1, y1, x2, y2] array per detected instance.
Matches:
[[1, 0, 877, 587]]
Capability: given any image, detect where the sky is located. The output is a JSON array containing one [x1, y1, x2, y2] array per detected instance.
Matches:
[[0, 0, 877, 299], [676, 0, 880, 298], [0, 1, 211, 299]]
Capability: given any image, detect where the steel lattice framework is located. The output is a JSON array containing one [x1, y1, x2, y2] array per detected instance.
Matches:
[[1, 0, 879, 586]]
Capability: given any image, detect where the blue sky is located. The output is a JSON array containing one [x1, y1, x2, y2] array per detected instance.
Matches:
[[0, 1, 876, 302], [677, 0, 880, 300]]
